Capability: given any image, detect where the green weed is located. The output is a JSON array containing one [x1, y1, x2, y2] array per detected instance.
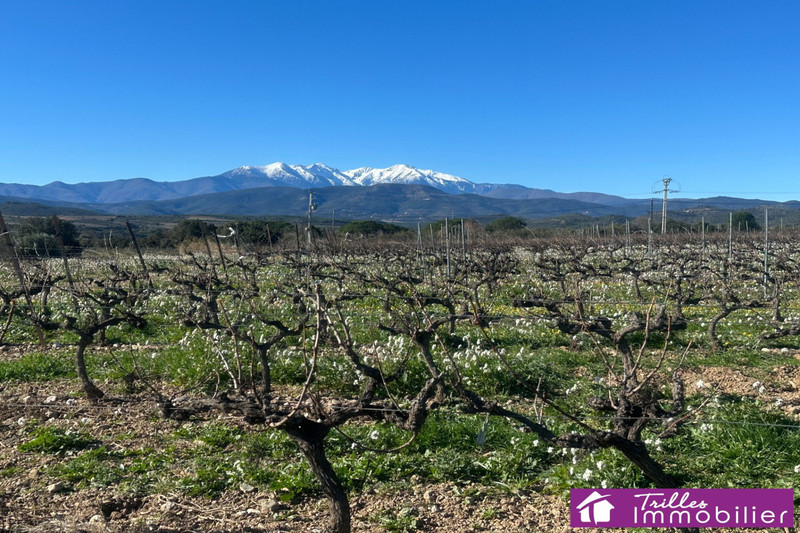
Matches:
[[19, 426, 93, 455], [371, 508, 419, 532], [178, 459, 232, 498], [48, 446, 125, 488], [0, 352, 74, 381], [661, 397, 800, 488], [0, 467, 22, 478], [174, 422, 243, 449]]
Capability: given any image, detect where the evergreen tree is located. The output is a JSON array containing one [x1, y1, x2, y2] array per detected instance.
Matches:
[[15, 216, 82, 257]]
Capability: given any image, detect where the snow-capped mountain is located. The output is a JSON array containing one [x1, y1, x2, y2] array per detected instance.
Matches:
[[0, 162, 629, 207], [0, 162, 483, 204], [343, 164, 474, 193], [221, 162, 475, 193], [222, 163, 357, 187]]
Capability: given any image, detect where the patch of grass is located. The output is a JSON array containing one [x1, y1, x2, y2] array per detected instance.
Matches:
[[422, 447, 483, 481], [323, 410, 553, 490], [114, 431, 137, 442], [169, 423, 314, 499], [0, 466, 22, 478], [269, 461, 319, 502], [119, 447, 177, 495], [481, 507, 501, 520], [241, 429, 296, 459], [544, 445, 648, 493], [178, 458, 233, 498], [661, 397, 800, 488], [687, 348, 778, 369], [48, 446, 125, 488], [18, 426, 93, 455], [543, 395, 800, 493], [270, 347, 311, 386], [174, 422, 243, 450], [370, 508, 419, 532], [0, 352, 74, 381], [137, 339, 224, 389]]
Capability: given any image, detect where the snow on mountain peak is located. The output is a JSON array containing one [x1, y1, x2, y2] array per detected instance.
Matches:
[[306, 163, 335, 171], [344, 164, 473, 192], [222, 163, 476, 193]]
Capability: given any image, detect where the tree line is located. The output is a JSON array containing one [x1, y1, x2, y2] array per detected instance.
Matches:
[[4, 211, 776, 259]]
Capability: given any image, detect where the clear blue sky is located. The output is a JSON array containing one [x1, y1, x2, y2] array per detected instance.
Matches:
[[2, 1, 800, 200]]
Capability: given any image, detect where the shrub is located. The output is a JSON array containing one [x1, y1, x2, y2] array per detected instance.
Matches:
[[485, 216, 527, 233], [171, 218, 216, 243], [15, 216, 82, 257]]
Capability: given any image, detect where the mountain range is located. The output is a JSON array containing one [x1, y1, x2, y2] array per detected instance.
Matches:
[[0, 163, 626, 205], [0, 163, 795, 225]]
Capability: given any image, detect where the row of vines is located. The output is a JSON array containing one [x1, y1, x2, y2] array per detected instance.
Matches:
[[2, 228, 800, 532]]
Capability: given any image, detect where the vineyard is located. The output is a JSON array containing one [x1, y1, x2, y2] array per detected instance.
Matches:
[[1, 228, 800, 533]]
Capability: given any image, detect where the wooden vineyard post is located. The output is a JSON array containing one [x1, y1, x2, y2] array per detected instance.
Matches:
[[0, 211, 45, 346], [125, 219, 152, 287], [52, 216, 80, 313], [764, 208, 769, 299], [445, 217, 451, 279]]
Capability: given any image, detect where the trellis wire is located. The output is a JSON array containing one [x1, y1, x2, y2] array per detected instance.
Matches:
[[8, 401, 800, 431]]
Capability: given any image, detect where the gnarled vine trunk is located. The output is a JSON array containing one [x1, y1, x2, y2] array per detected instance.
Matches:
[[285, 420, 350, 533], [75, 336, 104, 399]]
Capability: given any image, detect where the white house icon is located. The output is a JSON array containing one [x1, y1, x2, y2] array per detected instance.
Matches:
[[576, 491, 615, 523]]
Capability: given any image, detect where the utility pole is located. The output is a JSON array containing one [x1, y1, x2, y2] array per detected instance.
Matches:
[[701, 216, 705, 263], [660, 177, 674, 234], [625, 219, 630, 252], [728, 212, 733, 265], [306, 190, 317, 246]]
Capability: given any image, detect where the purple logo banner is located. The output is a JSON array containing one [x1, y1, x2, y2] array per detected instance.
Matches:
[[571, 488, 794, 528]]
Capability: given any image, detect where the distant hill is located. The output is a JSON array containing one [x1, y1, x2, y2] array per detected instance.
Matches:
[[0, 200, 102, 217], [84, 184, 795, 224], [94, 184, 619, 223], [0, 163, 797, 223], [480, 186, 631, 205]]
